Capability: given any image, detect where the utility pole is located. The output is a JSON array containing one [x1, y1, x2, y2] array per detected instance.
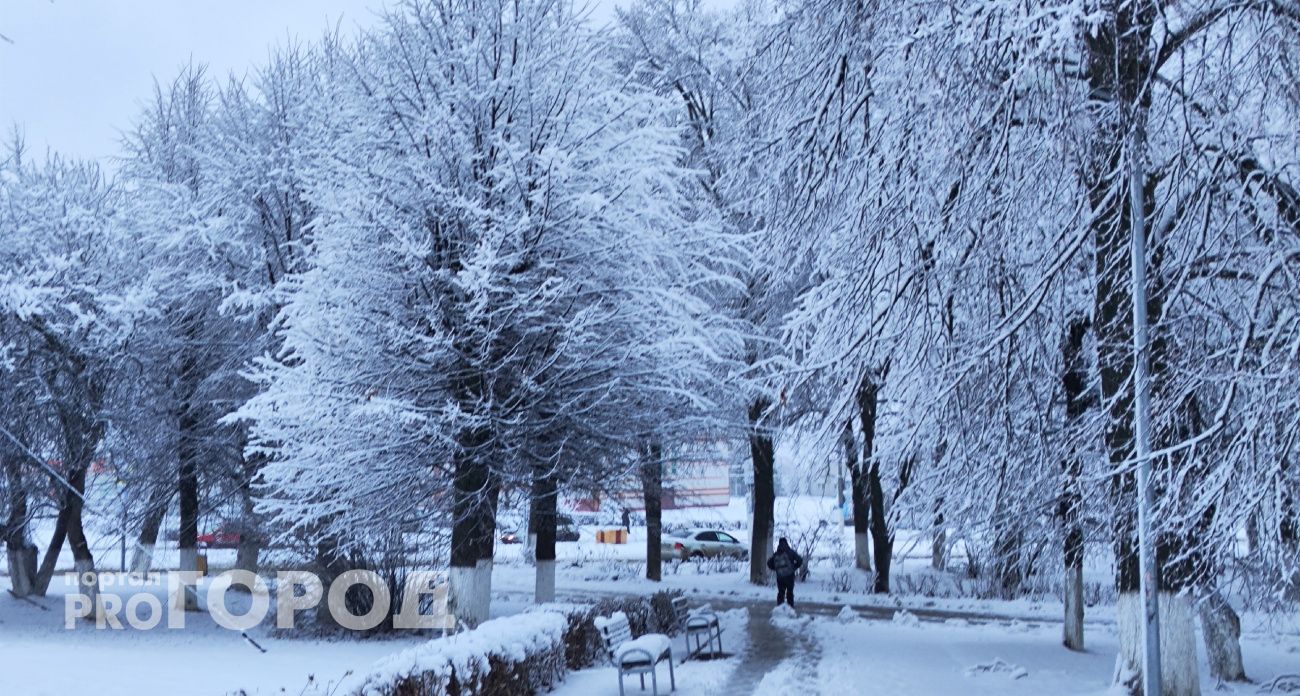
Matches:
[[1128, 119, 1162, 696]]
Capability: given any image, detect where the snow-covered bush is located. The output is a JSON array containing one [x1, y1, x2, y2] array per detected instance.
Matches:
[[350, 590, 683, 696], [351, 611, 567, 696]]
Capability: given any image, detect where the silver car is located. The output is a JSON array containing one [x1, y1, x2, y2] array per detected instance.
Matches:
[[662, 528, 748, 561]]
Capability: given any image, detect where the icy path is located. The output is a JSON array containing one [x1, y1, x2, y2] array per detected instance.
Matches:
[[722, 604, 820, 696]]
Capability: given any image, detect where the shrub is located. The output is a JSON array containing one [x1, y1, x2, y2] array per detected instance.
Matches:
[[352, 612, 567, 696], [352, 590, 682, 696]]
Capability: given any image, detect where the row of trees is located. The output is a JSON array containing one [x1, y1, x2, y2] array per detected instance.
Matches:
[[2, 1, 1297, 692], [739, 0, 1300, 691], [1, 0, 749, 628]]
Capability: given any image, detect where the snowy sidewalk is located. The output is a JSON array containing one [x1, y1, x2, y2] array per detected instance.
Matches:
[[722, 604, 818, 696]]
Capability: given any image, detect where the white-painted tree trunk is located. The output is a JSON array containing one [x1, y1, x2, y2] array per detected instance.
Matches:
[[534, 559, 555, 604], [1115, 592, 1200, 696], [129, 542, 156, 575], [476, 558, 493, 620], [448, 561, 492, 629], [178, 547, 200, 611], [6, 546, 37, 597], [73, 558, 99, 620], [1199, 592, 1246, 682], [447, 565, 476, 630], [1063, 563, 1084, 651], [854, 532, 872, 572]]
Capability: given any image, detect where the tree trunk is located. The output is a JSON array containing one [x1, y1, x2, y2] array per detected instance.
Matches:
[[3, 452, 38, 598], [641, 441, 664, 582], [749, 398, 775, 584], [1063, 561, 1084, 651], [1082, 3, 1183, 687], [32, 493, 70, 597], [174, 325, 205, 607], [448, 428, 495, 629], [233, 449, 263, 575], [1281, 455, 1298, 595], [64, 460, 98, 619], [929, 442, 948, 573], [858, 372, 901, 594], [130, 483, 171, 575], [866, 460, 892, 594], [842, 419, 871, 573], [931, 497, 946, 572], [532, 472, 557, 604], [1116, 592, 1201, 696], [473, 475, 499, 628], [1199, 592, 1246, 683], [178, 404, 201, 611], [1060, 315, 1089, 651]]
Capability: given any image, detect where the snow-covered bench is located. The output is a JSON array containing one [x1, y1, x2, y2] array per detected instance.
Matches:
[[595, 611, 676, 696], [672, 596, 723, 659]]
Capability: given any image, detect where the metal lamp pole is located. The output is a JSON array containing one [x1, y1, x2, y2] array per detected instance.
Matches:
[[1128, 120, 1162, 696]]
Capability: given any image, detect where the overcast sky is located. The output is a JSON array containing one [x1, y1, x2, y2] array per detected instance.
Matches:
[[0, 0, 635, 166]]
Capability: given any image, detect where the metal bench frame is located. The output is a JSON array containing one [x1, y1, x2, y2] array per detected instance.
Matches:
[[672, 596, 723, 660], [597, 612, 676, 696]]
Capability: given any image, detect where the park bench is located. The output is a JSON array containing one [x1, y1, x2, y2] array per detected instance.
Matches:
[[595, 611, 676, 696], [672, 596, 723, 660]]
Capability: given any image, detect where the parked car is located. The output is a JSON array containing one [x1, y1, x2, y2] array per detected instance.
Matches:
[[555, 514, 580, 542], [196, 525, 241, 549], [661, 528, 748, 561], [498, 514, 580, 544]]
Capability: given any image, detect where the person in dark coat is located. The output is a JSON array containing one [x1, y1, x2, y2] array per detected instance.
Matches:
[[766, 537, 803, 607]]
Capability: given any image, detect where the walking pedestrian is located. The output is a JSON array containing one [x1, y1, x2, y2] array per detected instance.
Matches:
[[766, 537, 803, 608]]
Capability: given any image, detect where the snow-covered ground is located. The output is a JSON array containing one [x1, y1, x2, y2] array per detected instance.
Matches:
[[756, 605, 1300, 696], [0, 574, 430, 696], [4, 495, 1298, 695]]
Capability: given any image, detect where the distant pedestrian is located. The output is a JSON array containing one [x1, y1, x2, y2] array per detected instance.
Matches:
[[621, 508, 631, 533], [766, 537, 803, 608]]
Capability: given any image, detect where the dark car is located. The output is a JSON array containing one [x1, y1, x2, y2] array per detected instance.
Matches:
[[498, 514, 580, 544], [556, 514, 580, 542]]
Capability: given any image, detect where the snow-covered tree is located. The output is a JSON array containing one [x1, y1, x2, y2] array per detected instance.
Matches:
[[240, 0, 742, 626], [0, 140, 153, 611]]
